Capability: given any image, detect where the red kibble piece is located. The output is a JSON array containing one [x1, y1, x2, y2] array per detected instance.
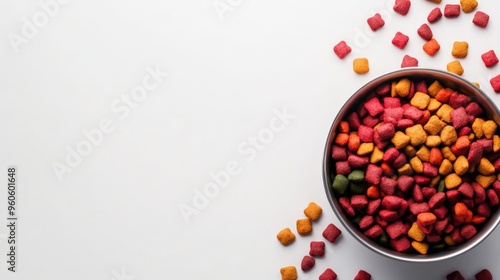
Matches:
[[362, 115, 379, 128], [347, 112, 361, 130], [380, 177, 397, 196], [359, 215, 375, 230], [393, 153, 407, 169], [493, 180, 500, 196], [364, 97, 384, 117], [451, 228, 465, 243], [477, 139, 493, 152], [367, 13, 385, 31], [460, 224, 477, 239], [348, 155, 369, 169], [301, 255, 315, 271], [397, 175, 414, 192], [414, 175, 430, 186], [333, 41, 352, 59], [384, 107, 404, 124], [447, 271, 465, 280], [335, 161, 351, 176], [401, 55, 419, 68], [358, 125, 375, 142], [366, 164, 383, 185], [382, 195, 403, 210], [473, 11, 490, 28], [422, 162, 439, 177], [466, 102, 483, 117], [392, 32, 409, 49], [449, 92, 469, 109], [412, 184, 424, 202], [416, 81, 428, 94], [487, 189, 499, 206], [421, 187, 437, 201], [490, 74, 500, 93], [444, 224, 455, 234], [319, 268, 338, 280], [390, 235, 411, 252], [428, 7, 442, 23], [376, 83, 391, 95], [472, 182, 487, 204], [397, 119, 414, 130], [458, 182, 474, 198], [444, 4, 461, 18], [383, 147, 400, 163], [354, 270, 371, 280], [376, 215, 389, 228], [379, 209, 399, 221], [417, 24, 433, 41], [450, 107, 469, 129], [309, 241, 325, 257], [351, 194, 369, 210], [435, 219, 449, 234], [481, 50, 498, 68], [383, 97, 401, 108], [426, 233, 441, 243], [475, 269, 493, 280], [403, 106, 423, 121], [331, 145, 347, 161], [364, 224, 383, 238], [376, 123, 396, 141], [323, 223, 342, 243], [468, 142, 483, 166], [339, 197, 355, 216], [386, 220, 408, 239], [428, 192, 446, 209], [447, 189, 461, 205], [367, 199, 381, 215], [409, 202, 430, 215], [393, 0, 411, 15]]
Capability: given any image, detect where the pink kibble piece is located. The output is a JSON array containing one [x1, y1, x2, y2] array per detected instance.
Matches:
[[444, 4, 461, 18], [466, 102, 483, 117], [481, 50, 499, 68], [417, 24, 433, 41], [364, 224, 383, 238], [382, 195, 402, 210], [358, 125, 375, 142], [392, 32, 409, 49], [366, 164, 383, 185], [397, 175, 414, 192], [367, 13, 385, 31], [473, 11, 490, 28], [401, 55, 419, 68], [359, 215, 375, 229], [383, 97, 401, 108], [323, 223, 342, 243], [428, 7, 442, 23], [386, 220, 407, 239], [333, 41, 352, 59], [377, 123, 396, 141], [351, 194, 368, 210], [393, 0, 411, 15], [490, 74, 500, 93], [309, 241, 325, 257], [450, 107, 469, 129], [364, 97, 384, 116]]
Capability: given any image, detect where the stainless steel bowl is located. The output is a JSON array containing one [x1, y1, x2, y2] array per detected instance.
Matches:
[[323, 68, 500, 262]]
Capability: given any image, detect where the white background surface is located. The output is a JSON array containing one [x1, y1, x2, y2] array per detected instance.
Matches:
[[1, 0, 500, 279]]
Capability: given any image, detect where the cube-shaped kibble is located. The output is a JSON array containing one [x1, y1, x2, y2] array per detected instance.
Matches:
[[444, 4, 461, 18], [392, 32, 409, 49], [393, 0, 411, 15], [300, 255, 315, 272], [319, 268, 337, 280], [451, 41, 469, 58], [473, 11, 490, 27], [428, 7, 442, 23], [322, 223, 342, 243], [296, 218, 312, 235], [276, 228, 295, 245], [309, 241, 325, 257], [304, 202, 322, 221], [333, 41, 352, 59], [353, 58, 370, 74], [401, 55, 418, 68], [417, 24, 433, 41], [280, 266, 297, 280], [481, 50, 498, 68], [447, 60, 464, 76], [354, 270, 372, 280], [367, 13, 385, 31], [460, 0, 478, 13], [423, 38, 440, 56], [490, 74, 500, 93]]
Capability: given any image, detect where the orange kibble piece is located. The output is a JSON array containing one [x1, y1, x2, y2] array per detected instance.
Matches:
[[460, 0, 478, 13], [439, 159, 453, 175], [429, 147, 444, 166], [411, 92, 431, 110], [482, 120, 498, 139], [277, 228, 296, 245], [417, 212, 437, 226], [353, 58, 370, 74], [416, 146, 431, 162], [424, 115, 447, 135], [451, 41, 469, 58], [476, 174, 496, 188], [395, 78, 412, 97], [478, 158, 495, 175], [412, 241, 429, 255], [423, 38, 440, 56], [442, 146, 457, 162], [435, 88, 454, 103], [454, 202, 469, 217], [280, 266, 298, 280], [304, 202, 322, 221], [335, 133, 349, 146], [494, 135, 500, 152], [367, 186, 380, 198], [447, 60, 464, 76], [348, 133, 361, 152], [339, 121, 350, 133], [296, 218, 312, 235], [445, 173, 462, 189], [428, 81, 443, 97], [370, 146, 384, 163], [471, 216, 486, 224]]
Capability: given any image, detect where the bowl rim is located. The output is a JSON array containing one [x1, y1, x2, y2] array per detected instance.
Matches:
[[323, 67, 500, 262]]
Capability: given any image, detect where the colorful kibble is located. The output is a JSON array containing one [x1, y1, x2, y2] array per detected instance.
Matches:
[[428, 7, 442, 23], [444, 4, 461, 18], [309, 241, 325, 257], [354, 270, 372, 280], [300, 255, 315, 271], [280, 266, 297, 280], [447, 60, 464, 76], [277, 228, 295, 245], [367, 13, 385, 31], [353, 58, 370, 74], [490, 75, 500, 93], [481, 50, 499, 68], [423, 38, 440, 56], [304, 202, 322, 221], [323, 223, 342, 243], [333, 41, 352, 59], [401, 55, 419, 68], [319, 268, 338, 280], [460, 0, 478, 13], [446, 271, 465, 280], [475, 269, 493, 280], [417, 24, 433, 41], [296, 218, 312, 235], [451, 41, 469, 58], [473, 11, 490, 27], [392, 32, 409, 49]]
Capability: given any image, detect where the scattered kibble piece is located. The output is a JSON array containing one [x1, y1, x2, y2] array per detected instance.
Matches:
[[367, 13, 385, 31], [296, 218, 312, 235], [277, 228, 295, 245], [423, 38, 440, 56], [460, 0, 478, 13], [451, 41, 469, 58], [473, 11, 490, 27], [401, 55, 418, 68], [304, 202, 322, 220], [393, 0, 411, 15], [481, 50, 499, 68], [490, 74, 500, 93], [319, 268, 338, 280], [323, 223, 342, 243], [354, 270, 372, 280], [417, 24, 433, 41], [280, 266, 297, 280], [309, 241, 325, 257], [428, 7, 442, 23], [447, 61, 464, 76], [353, 58, 370, 74], [333, 41, 352, 59], [475, 269, 493, 280], [444, 4, 461, 18], [300, 255, 315, 271], [392, 32, 409, 49], [446, 271, 465, 280]]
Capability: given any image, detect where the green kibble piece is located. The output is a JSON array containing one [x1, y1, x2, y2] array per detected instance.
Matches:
[[431, 242, 446, 250], [332, 174, 349, 194], [348, 170, 365, 182], [351, 215, 362, 224], [378, 232, 389, 247], [437, 180, 445, 192], [349, 181, 366, 194]]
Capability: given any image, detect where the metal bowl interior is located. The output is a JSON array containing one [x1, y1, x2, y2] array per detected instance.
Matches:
[[323, 68, 500, 262]]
